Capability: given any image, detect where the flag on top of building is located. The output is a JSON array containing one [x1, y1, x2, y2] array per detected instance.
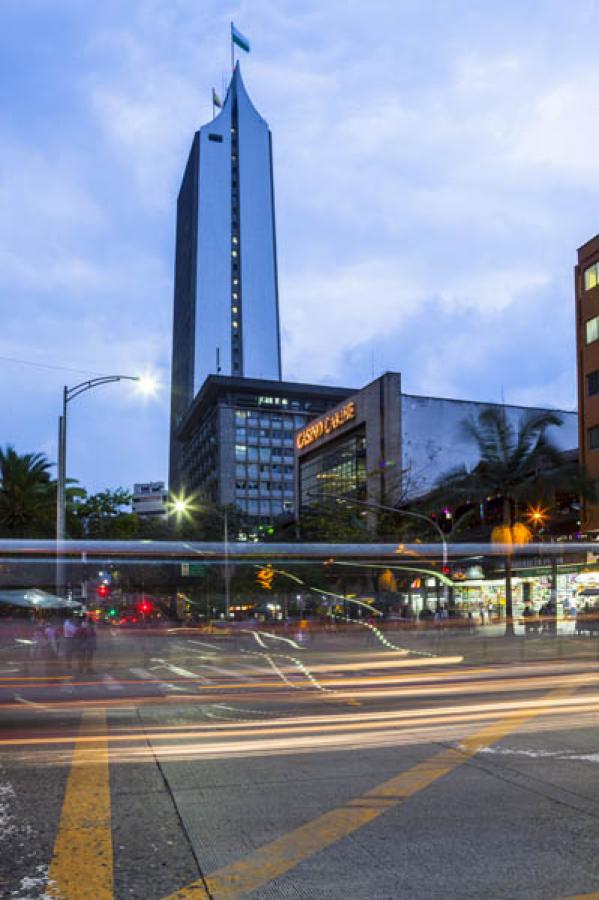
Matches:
[[231, 22, 250, 53]]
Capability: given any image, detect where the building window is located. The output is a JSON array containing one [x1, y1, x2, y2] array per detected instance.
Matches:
[[588, 371, 599, 397], [208, 133, 223, 143], [585, 262, 599, 291], [590, 427, 599, 450], [587, 316, 599, 344]]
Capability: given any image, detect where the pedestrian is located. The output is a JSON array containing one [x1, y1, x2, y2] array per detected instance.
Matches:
[[479, 603, 485, 625], [77, 619, 97, 674], [43, 621, 58, 659], [63, 615, 78, 671]]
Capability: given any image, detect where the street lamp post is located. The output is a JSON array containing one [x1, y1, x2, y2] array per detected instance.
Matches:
[[170, 497, 231, 619], [56, 374, 153, 595], [328, 495, 450, 608]]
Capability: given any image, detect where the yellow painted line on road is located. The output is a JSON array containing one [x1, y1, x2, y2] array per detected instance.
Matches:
[[164, 676, 590, 900], [564, 893, 599, 899], [46, 709, 113, 900]]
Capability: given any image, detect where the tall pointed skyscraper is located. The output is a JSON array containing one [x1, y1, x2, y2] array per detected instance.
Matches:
[[169, 64, 282, 489]]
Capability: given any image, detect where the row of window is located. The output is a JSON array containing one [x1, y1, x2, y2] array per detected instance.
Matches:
[[231, 110, 242, 374], [236, 479, 294, 493], [235, 430, 294, 447], [235, 410, 302, 429], [235, 445, 294, 463], [235, 463, 294, 478], [236, 487, 294, 499], [236, 498, 293, 517]]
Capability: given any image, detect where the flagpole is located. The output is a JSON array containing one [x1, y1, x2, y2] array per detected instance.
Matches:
[[230, 21, 235, 71]]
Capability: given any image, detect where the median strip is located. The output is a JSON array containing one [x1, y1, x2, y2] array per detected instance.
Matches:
[[46, 709, 112, 900]]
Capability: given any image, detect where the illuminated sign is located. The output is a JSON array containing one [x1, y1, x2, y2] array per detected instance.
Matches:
[[296, 401, 357, 450]]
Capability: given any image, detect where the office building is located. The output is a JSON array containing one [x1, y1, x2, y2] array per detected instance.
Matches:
[[174, 376, 353, 520], [132, 482, 168, 520], [576, 234, 599, 530], [296, 372, 578, 512], [169, 64, 281, 491]]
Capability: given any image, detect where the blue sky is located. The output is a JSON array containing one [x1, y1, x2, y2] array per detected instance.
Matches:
[[1, 0, 597, 493]]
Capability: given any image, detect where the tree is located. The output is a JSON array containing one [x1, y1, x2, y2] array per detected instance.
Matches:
[[0, 445, 56, 537], [72, 488, 139, 539], [431, 407, 586, 636]]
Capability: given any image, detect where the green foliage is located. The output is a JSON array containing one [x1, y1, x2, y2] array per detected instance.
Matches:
[[298, 501, 373, 542], [71, 488, 139, 538], [0, 445, 56, 537]]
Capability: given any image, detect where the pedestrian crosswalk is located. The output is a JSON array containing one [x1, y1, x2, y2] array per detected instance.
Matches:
[[1, 635, 405, 708]]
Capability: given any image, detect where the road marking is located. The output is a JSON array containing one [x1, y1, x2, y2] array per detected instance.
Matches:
[[163, 678, 588, 899], [565, 894, 599, 899], [129, 667, 156, 680], [46, 709, 112, 900], [150, 659, 212, 682], [199, 664, 254, 681], [188, 640, 224, 651]]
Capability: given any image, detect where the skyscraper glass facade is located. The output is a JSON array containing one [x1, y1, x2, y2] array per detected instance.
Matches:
[[169, 65, 281, 491]]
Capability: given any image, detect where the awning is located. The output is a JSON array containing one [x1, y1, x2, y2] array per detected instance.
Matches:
[[0, 589, 82, 610]]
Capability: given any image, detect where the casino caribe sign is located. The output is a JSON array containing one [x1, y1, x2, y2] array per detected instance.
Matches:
[[295, 401, 357, 450]]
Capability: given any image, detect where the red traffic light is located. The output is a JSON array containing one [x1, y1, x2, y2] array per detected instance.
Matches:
[[137, 599, 152, 615], [96, 584, 110, 598]]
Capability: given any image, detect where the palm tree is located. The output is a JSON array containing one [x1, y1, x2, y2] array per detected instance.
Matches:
[[432, 407, 583, 635], [0, 445, 56, 538]]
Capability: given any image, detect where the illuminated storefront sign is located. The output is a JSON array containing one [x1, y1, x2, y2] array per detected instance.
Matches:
[[296, 401, 357, 450]]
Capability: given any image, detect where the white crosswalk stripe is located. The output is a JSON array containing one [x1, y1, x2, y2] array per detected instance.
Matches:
[[102, 674, 123, 691], [129, 667, 155, 680], [199, 663, 254, 681]]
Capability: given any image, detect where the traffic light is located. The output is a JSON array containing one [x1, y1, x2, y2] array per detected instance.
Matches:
[[137, 599, 152, 615], [256, 565, 274, 590], [96, 584, 110, 599]]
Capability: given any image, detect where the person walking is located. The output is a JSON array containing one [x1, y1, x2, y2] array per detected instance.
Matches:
[[63, 615, 78, 671], [77, 619, 97, 674]]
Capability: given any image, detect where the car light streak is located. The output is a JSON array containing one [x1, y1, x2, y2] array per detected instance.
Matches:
[[6, 697, 599, 767]]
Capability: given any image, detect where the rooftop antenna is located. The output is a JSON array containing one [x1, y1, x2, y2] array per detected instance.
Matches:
[[216, 347, 222, 374]]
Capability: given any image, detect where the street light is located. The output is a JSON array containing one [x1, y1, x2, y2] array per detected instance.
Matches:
[[56, 374, 157, 593], [168, 494, 231, 619], [313, 493, 450, 608]]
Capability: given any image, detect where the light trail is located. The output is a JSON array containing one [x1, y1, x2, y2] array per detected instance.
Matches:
[[5, 688, 599, 766]]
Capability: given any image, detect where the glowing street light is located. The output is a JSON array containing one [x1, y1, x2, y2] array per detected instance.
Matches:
[[526, 505, 549, 529], [169, 493, 195, 519], [136, 373, 160, 396]]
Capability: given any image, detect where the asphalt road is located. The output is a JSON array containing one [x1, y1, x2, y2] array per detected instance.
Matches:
[[1, 625, 599, 899]]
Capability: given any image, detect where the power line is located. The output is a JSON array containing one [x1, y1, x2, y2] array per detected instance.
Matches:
[[0, 354, 114, 378]]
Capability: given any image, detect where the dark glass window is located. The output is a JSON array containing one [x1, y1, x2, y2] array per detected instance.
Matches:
[[588, 370, 599, 396], [589, 426, 599, 450], [208, 133, 223, 143]]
